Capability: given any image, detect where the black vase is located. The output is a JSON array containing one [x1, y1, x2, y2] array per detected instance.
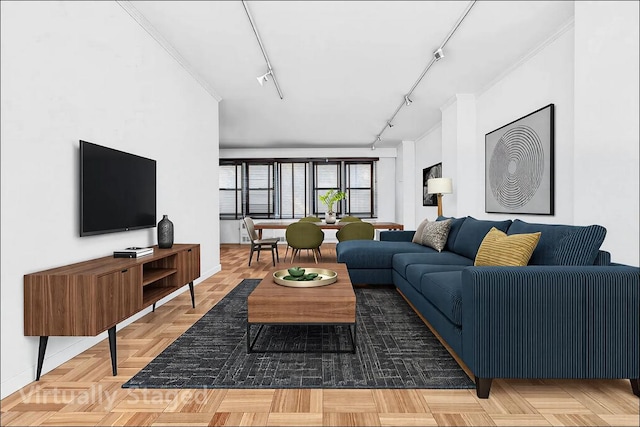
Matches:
[[157, 215, 174, 248]]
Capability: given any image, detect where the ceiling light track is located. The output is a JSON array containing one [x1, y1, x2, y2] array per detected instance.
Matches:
[[371, 0, 476, 150], [242, 1, 284, 99]]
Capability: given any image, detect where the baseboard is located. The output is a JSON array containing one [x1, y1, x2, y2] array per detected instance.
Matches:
[[1, 264, 223, 400]]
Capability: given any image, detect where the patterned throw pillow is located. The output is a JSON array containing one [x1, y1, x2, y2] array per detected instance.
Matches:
[[474, 227, 541, 266], [417, 219, 452, 252], [412, 218, 430, 244]]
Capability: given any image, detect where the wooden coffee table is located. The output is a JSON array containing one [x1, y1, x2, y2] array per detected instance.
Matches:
[[247, 262, 356, 353]]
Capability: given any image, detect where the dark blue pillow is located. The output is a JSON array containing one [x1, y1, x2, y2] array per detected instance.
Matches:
[[437, 216, 467, 252], [451, 217, 512, 260], [507, 219, 606, 266]]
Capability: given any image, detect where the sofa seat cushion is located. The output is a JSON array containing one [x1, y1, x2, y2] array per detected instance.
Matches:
[[392, 252, 473, 279], [336, 240, 435, 269], [508, 219, 606, 266], [405, 264, 467, 292], [451, 217, 512, 260], [419, 271, 464, 326]]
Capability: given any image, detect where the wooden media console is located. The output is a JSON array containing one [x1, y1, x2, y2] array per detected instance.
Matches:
[[24, 243, 200, 380]]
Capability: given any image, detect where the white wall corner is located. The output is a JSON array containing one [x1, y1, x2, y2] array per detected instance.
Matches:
[[116, 0, 223, 102], [401, 140, 416, 228]]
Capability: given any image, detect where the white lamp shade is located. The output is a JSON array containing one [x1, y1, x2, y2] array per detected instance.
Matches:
[[427, 177, 453, 195]]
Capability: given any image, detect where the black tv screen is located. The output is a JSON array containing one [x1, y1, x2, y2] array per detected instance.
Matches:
[[80, 140, 156, 236]]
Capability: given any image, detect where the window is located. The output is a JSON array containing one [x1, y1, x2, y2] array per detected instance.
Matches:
[[245, 163, 274, 218], [345, 162, 375, 217], [219, 164, 241, 219], [312, 162, 341, 216], [220, 158, 377, 219], [277, 162, 308, 218]]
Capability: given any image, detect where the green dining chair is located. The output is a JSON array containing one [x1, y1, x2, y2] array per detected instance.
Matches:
[[336, 221, 375, 242], [285, 222, 325, 263], [339, 216, 362, 223], [299, 216, 322, 222], [285, 216, 322, 260]]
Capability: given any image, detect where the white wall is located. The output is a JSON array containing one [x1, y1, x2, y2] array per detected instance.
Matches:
[[573, 1, 639, 265], [219, 147, 396, 243], [0, 1, 220, 398], [414, 125, 442, 223], [436, 3, 638, 266], [474, 24, 575, 224]]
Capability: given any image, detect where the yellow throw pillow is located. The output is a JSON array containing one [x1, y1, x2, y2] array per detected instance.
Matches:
[[474, 227, 541, 266]]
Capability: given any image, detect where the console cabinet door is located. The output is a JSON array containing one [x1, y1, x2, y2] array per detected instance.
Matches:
[[95, 267, 141, 333], [177, 246, 200, 285]]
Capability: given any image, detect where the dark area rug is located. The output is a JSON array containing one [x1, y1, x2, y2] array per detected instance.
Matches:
[[122, 279, 474, 389]]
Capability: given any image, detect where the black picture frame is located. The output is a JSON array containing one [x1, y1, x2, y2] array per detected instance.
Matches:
[[485, 104, 554, 215], [422, 162, 442, 207]]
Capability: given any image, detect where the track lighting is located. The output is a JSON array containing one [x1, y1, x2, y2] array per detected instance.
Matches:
[[371, 145, 376, 151], [257, 70, 272, 86], [243, 1, 284, 99], [367, 1, 475, 148]]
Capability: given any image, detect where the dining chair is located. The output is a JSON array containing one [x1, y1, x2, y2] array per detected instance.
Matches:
[[336, 221, 375, 242], [285, 222, 325, 263], [283, 216, 322, 260], [338, 216, 362, 222], [299, 216, 322, 222], [243, 217, 280, 267]]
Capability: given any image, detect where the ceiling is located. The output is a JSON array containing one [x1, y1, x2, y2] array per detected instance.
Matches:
[[128, 1, 574, 149]]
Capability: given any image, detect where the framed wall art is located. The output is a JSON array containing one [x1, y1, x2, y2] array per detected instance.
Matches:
[[485, 104, 554, 215], [422, 162, 442, 207]]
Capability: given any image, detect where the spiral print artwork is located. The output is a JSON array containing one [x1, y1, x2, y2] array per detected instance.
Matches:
[[489, 125, 544, 210]]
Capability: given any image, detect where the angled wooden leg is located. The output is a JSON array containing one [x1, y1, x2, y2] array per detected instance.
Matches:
[[312, 248, 318, 263], [274, 244, 279, 262], [248, 245, 254, 266], [188, 281, 195, 308], [270, 245, 276, 266], [108, 326, 117, 376], [35, 336, 49, 381]]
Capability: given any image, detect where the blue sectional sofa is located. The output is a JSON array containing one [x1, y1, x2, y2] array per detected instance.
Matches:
[[336, 216, 640, 398]]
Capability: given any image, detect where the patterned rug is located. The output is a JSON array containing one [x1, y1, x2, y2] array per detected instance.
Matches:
[[122, 279, 474, 389]]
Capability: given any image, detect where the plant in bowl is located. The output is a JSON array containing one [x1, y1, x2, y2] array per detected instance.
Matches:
[[319, 189, 346, 224], [283, 267, 320, 281]]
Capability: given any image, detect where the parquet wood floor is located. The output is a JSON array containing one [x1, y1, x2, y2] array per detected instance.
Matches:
[[2, 244, 638, 426]]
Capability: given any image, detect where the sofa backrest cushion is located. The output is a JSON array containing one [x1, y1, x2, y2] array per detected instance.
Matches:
[[507, 219, 607, 265], [436, 216, 467, 251], [451, 217, 512, 260]]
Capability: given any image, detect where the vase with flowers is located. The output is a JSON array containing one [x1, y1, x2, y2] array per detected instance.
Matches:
[[319, 189, 346, 224]]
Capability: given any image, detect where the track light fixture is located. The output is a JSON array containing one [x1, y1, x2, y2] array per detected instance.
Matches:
[[368, 1, 476, 147], [242, 1, 284, 99], [257, 70, 272, 86]]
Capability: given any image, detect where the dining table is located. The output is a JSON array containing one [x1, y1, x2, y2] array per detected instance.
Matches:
[[253, 220, 404, 239]]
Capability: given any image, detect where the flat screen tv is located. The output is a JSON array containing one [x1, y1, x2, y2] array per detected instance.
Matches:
[[80, 140, 156, 236]]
